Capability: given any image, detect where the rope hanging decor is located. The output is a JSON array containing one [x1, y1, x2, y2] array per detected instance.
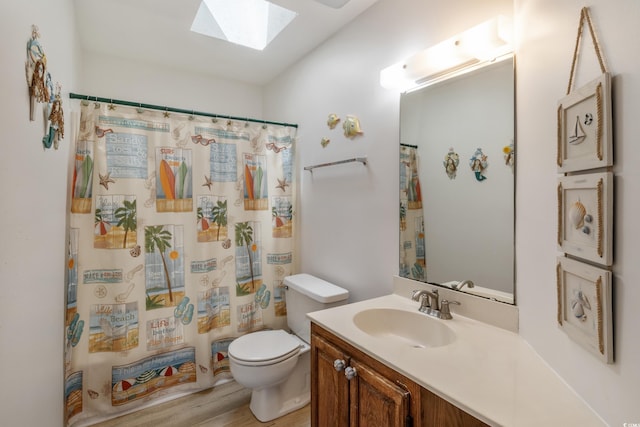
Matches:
[[555, 7, 615, 365], [556, 6, 613, 174], [566, 6, 609, 95]]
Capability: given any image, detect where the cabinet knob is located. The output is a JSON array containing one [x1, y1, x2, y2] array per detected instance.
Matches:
[[333, 359, 346, 372], [345, 366, 358, 380]]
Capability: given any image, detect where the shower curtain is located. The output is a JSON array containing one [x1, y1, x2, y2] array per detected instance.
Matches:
[[64, 102, 297, 426], [399, 145, 425, 280]]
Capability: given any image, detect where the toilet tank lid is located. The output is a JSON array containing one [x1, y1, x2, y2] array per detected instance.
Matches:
[[284, 274, 349, 303]]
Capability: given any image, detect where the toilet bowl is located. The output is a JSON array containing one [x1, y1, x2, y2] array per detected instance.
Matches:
[[228, 330, 311, 422], [227, 274, 349, 422]]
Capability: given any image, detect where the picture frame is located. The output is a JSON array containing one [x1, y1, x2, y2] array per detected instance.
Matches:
[[557, 72, 612, 173], [556, 256, 613, 363], [558, 171, 613, 266]]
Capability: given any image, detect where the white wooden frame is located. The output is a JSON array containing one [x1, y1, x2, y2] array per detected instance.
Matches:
[[557, 256, 613, 363], [557, 73, 613, 173], [558, 172, 613, 266]]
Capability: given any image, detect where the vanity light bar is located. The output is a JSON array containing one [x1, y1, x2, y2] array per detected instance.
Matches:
[[380, 16, 514, 91]]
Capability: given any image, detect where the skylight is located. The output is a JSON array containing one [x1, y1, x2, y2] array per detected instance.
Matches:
[[191, 0, 298, 51]]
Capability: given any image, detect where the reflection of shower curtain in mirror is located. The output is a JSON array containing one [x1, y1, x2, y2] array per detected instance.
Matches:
[[64, 103, 297, 426], [400, 146, 425, 280]]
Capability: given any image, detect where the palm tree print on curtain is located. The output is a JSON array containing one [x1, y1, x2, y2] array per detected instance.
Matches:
[[94, 195, 137, 249], [64, 103, 296, 426], [145, 224, 185, 307], [197, 196, 227, 242], [235, 221, 262, 296]]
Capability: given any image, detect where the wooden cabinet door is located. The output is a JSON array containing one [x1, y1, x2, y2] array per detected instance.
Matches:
[[349, 359, 411, 427], [421, 388, 489, 427], [311, 334, 350, 427]]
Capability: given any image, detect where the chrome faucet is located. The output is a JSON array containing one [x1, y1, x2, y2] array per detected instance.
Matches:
[[411, 288, 460, 320], [411, 289, 437, 308], [451, 279, 475, 291], [411, 288, 439, 315]]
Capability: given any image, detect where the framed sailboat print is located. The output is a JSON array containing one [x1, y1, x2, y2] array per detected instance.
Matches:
[[557, 72, 612, 173]]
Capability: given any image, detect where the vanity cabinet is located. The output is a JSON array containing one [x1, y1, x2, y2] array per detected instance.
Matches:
[[311, 322, 489, 427]]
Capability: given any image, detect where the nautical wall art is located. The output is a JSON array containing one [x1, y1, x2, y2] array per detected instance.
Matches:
[[556, 256, 613, 363], [503, 142, 514, 172], [555, 7, 615, 364], [443, 148, 459, 179], [25, 24, 65, 150], [557, 172, 613, 266], [342, 115, 363, 139], [557, 73, 612, 173], [469, 148, 488, 181], [557, 8, 613, 173]]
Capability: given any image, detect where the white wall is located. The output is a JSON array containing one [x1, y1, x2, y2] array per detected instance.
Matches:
[[264, 0, 512, 302], [515, 0, 640, 424], [0, 1, 79, 426], [79, 52, 263, 118]]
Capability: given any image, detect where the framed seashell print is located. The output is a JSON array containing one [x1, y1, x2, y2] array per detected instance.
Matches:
[[556, 256, 613, 363], [558, 172, 613, 266], [557, 73, 613, 173]]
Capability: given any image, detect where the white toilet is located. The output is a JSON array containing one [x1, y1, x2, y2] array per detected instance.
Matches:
[[228, 273, 349, 422]]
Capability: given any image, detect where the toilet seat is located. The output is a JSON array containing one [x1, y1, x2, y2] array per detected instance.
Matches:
[[228, 330, 301, 367]]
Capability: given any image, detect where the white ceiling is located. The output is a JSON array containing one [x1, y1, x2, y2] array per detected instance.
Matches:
[[73, 0, 379, 86]]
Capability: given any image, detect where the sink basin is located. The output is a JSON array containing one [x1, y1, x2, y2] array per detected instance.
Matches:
[[352, 308, 455, 348]]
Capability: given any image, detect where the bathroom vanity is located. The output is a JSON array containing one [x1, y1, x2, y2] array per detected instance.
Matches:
[[311, 322, 488, 426], [308, 281, 606, 427]]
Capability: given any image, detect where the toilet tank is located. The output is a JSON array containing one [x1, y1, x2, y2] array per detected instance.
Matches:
[[284, 274, 349, 343]]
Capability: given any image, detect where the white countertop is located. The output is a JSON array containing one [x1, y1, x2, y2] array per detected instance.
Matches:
[[307, 293, 606, 427]]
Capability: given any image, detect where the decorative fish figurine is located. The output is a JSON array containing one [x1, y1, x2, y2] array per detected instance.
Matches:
[[320, 137, 330, 148], [327, 113, 340, 129], [343, 115, 363, 139]]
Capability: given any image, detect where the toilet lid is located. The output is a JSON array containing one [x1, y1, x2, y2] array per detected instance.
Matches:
[[228, 330, 301, 363]]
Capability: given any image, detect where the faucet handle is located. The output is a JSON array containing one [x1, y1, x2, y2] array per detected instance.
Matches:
[[439, 299, 461, 319], [419, 293, 431, 310]]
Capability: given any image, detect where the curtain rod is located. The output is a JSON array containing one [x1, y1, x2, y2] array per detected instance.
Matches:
[[68, 93, 298, 129]]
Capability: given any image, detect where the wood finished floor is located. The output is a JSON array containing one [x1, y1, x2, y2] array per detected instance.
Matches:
[[91, 381, 310, 427]]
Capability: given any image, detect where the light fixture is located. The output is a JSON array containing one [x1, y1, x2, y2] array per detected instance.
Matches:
[[191, 0, 298, 51], [380, 16, 513, 91]]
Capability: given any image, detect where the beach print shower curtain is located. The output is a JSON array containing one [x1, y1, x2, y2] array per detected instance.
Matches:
[[399, 145, 425, 280], [64, 103, 297, 426]]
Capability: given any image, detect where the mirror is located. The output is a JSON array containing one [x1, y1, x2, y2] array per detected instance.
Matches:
[[399, 58, 515, 304]]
